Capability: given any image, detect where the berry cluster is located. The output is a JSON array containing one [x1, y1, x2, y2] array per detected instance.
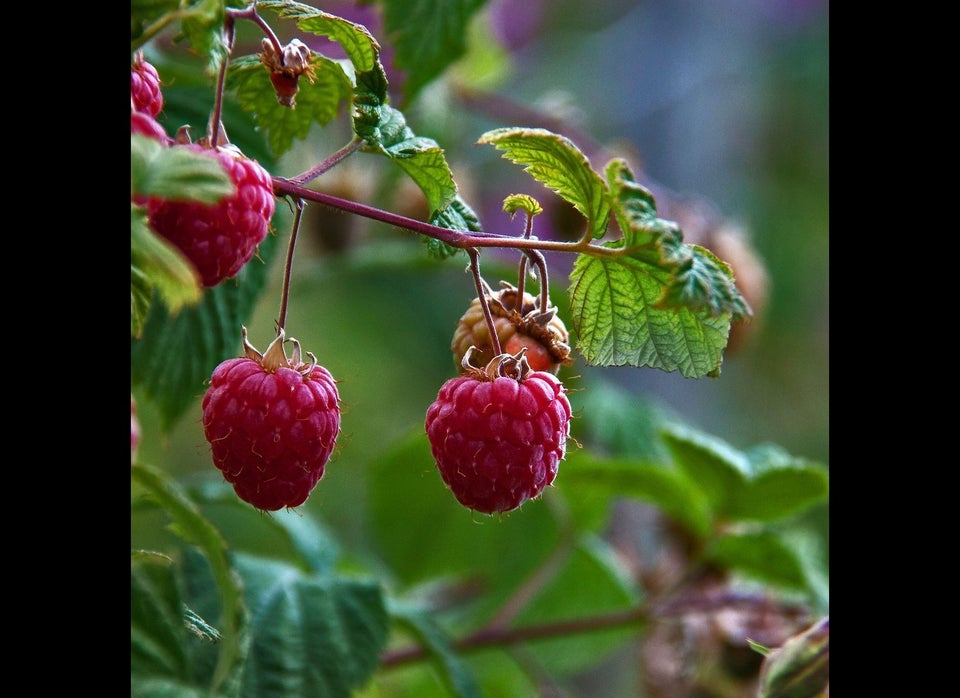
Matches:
[[131, 55, 276, 288], [134, 56, 575, 517]]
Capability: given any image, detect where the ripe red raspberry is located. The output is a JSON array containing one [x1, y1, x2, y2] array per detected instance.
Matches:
[[131, 52, 164, 117], [147, 143, 275, 287], [451, 282, 571, 374], [202, 328, 341, 511], [425, 349, 573, 514]]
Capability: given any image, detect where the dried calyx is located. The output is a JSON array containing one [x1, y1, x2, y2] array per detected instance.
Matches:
[[486, 281, 571, 366], [260, 38, 316, 107], [461, 345, 533, 383], [241, 325, 317, 376]]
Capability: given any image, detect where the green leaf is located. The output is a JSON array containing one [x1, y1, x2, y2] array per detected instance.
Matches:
[[512, 535, 641, 676], [555, 450, 712, 538], [604, 158, 659, 244], [131, 205, 202, 337], [502, 193, 542, 218], [228, 55, 353, 158], [660, 422, 750, 515], [231, 553, 388, 698], [389, 602, 483, 698], [257, 0, 381, 72], [131, 134, 236, 203], [386, 136, 458, 215], [178, 0, 228, 74], [728, 445, 829, 522], [661, 424, 829, 524], [131, 556, 191, 683], [425, 194, 481, 259], [707, 531, 808, 590], [379, 0, 489, 103], [130, 228, 280, 430], [568, 253, 730, 376], [131, 462, 249, 696], [356, 101, 458, 220], [478, 127, 610, 237], [657, 244, 752, 322]]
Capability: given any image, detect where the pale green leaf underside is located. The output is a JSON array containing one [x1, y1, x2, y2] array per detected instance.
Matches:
[[131, 206, 201, 337], [228, 55, 352, 158], [569, 253, 729, 376], [257, 0, 380, 72], [478, 127, 610, 236], [131, 134, 235, 203]]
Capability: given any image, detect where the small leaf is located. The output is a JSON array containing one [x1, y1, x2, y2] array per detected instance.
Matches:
[[502, 193, 542, 218], [478, 127, 610, 237], [257, 0, 381, 72], [380, 0, 489, 102], [389, 601, 483, 698], [748, 638, 772, 657], [426, 195, 481, 259], [657, 244, 752, 322], [707, 531, 808, 590], [568, 252, 730, 376], [178, 0, 227, 74], [131, 134, 235, 203]]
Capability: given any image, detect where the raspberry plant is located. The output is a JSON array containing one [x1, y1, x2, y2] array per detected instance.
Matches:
[[131, 2, 828, 696]]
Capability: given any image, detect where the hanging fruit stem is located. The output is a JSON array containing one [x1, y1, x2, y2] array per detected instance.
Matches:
[[468, 248, 503, 356], [276, 198, 305, 336]]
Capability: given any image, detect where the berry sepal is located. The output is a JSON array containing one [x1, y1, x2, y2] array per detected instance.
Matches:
[[241, 325, 317, 375]]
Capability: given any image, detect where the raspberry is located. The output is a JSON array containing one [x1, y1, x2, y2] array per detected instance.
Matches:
[[425, 349, 572, 514], [451, 282, 571, 374], [131, 52, 164, 117], [147, 143, 275, 287], [202, 328, 341, 511]]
